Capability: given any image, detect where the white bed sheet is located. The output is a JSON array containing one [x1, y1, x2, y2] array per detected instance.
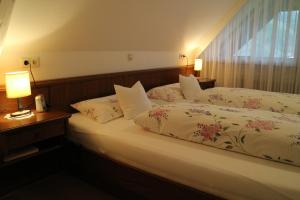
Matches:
[[68, 113, 300, 200]]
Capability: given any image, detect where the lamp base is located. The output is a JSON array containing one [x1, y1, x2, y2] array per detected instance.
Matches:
[[10, 109, 32, 118], [4, 110, 34, 120], [194, 71, 200, 77]]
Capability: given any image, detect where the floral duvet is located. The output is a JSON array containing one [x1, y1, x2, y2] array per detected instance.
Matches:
[[135, 102, 300, 167], [194, 87, 300, 115]]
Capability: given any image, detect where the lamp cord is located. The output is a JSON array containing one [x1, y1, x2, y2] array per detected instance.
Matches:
[[29, 63, 36, 88], [23, 63, 37, 110], [27, 62, 50, 109], [185, 56, 189, 74], [186, 57, 189, 67]]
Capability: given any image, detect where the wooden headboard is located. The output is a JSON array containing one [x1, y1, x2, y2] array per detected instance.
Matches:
[[0, 66, 193, 113]]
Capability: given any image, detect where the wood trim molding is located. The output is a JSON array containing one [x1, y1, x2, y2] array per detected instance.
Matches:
[[0, 66, 194, 113]]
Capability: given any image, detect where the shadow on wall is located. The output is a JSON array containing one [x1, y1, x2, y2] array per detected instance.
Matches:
[[3, 0, 86, 53]]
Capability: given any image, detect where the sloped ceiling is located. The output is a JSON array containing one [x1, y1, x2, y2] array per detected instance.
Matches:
[[4, 0, 244, 53]]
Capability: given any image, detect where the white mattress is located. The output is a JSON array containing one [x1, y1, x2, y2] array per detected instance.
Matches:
[[68, 113, 300, 200]]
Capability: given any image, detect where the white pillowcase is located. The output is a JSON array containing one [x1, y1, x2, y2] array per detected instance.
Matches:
[[114, 81, 152, 119], [179, 74, 202, 100], [71, 95, 123, 123]]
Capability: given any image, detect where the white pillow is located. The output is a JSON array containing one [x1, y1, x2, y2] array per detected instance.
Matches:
[[179, 74, 202, 100], [114, 81, 152, 119], [71, 95, 123, 123]]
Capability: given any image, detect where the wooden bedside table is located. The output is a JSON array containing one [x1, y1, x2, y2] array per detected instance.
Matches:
[[0, 110, 71, 195], [196, 78, 216, 90], [0, 110, 71, 164]]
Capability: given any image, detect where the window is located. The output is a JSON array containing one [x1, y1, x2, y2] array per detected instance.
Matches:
[[235, 10, 299, 60]]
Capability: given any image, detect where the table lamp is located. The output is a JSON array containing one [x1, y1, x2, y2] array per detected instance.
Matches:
[[194, 59, 202, 77], [5, 71, 32, 118]]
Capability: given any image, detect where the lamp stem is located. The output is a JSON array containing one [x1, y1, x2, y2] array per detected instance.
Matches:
[[194, 71, 201, 77], [17, 98, 23, 111]]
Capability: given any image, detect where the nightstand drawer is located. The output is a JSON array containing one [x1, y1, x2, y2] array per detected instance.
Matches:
[[3, 120, 65, 152]]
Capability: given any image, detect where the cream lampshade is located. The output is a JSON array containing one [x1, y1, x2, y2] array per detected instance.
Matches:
[[5, 71, 32, 118], [194, 59, 203, 77], [194, 59, 203, 71], [5, 71, 31, 98]]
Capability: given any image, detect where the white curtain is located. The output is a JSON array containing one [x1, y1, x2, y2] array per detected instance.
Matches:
[[0, 0, 14, 54], [201, 0, 300, 94]]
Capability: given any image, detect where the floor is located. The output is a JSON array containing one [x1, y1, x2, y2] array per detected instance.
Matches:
[[0, 173, 119, 200]]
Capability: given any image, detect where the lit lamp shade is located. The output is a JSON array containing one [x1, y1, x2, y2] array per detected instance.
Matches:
[[194, 59, 203, 71], [5, 71, 31, 98]]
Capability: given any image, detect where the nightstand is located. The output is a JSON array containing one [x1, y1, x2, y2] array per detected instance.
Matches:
[[0, 110, 71, 195], [196, 78, 216, 90], [0, 110, 71, 164]]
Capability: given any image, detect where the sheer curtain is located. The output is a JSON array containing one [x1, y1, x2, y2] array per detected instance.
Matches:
[[0, 0, 14, 54], [201, 0, 300, 94]]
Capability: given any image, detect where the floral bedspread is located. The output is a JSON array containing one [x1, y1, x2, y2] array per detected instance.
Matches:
[[135, 102, 300, 167], [193, 87, 300, 115]]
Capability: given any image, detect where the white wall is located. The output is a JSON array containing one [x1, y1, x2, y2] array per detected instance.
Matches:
[[0, 0, 244, 84]]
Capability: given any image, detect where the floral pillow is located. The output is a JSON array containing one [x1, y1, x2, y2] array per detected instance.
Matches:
[[147, 83, 184, 102], [71, 95, 123, 123]]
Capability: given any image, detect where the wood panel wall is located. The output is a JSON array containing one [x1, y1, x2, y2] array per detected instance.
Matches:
[[0, 66, 194, 113]]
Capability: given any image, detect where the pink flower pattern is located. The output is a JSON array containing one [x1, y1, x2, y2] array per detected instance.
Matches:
[[148, 92, 163, 100], [197, 123, 222, 141], [83, 108, 98, 120], [243, 98, 262, 109], [166, 94, 176, 102], [149, 108, 169, 122], [147, 87, 183, 102], [208, 94, 224, 101], [270, 107, 284, 113], [246, 120, 276, 131]]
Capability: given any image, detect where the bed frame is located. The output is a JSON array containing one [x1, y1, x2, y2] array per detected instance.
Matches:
[[0, 66, 221, 199], [66, 143, 221, 200]]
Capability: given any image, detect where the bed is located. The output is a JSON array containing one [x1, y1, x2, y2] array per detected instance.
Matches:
[[27, 67, 298, 199], [68, 112, 300, 200], [66, 72, 300, 199]]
